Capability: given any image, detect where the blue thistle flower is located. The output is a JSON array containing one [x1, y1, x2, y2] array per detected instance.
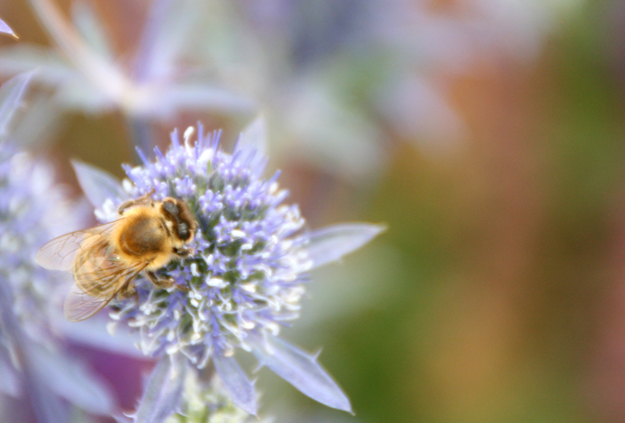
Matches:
[[0, 74, 115, 421], [0, 145, 76, 337], [76, 123, 384, 415]]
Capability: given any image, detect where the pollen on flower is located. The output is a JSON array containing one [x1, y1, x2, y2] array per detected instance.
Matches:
[[102, 126, 312, 364]]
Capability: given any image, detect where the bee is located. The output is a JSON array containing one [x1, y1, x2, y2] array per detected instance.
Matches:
[[36, 189, 198, 322]]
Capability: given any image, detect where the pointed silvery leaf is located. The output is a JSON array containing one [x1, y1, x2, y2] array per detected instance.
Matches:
[[0, 45, 77, 85], [0, 18, 17, 38], [377, 75, 466, 156], [68, 409, 100, 423], [0, 71, 32, 136], [23, 366, 69, 423], [9, 92, 63, 149], [157, 83, 255, 117], [72, 159, 126, 209], [29, 0, 129, 113], [0, 280, 68, 423], [307, 223, 386, 270], [55, 75, 113, 113], [239, 116, 268, 157], [249, 334, 352, 413], [0, 352, 20, 396], [286, 83, 385, 181], [29, 344, 116, 415], [238, 116, 268, 175], [113, 415, 133, 423], [53, 316, 146, 359], [133, 353, 187, 423], [133, 0, 197, 82], [213, 353, 258, 416], [71, 1, 114, 61]]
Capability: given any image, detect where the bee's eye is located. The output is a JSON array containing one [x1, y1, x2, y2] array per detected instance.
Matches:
[[178, 222, 189, 240], [163, 201, 179, 216]]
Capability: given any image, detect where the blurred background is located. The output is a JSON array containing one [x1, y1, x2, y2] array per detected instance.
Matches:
[[3, 0, 625, 422]]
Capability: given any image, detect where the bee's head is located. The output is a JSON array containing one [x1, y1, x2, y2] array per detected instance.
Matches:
[[161, 198, 197, 242]]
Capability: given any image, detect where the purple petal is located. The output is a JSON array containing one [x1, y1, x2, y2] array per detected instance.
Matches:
[[0, 72, 33, 136], [307, 223, 386, 269], [133, 353, 187, 423], [0, 18, 17, 38], [72, 159, 126, 209], [0, 353, 20, 397], [213, 353, 258, 416], [249, 334, 352, 413], [29, 344, 116, 415]]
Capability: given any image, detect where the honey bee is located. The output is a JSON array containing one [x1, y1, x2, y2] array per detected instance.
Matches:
[[36, 189, 197, 322]]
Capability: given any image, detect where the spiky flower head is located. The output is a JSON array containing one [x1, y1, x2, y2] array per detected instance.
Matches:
[[0, 74, 115, 420], [79, 122, 384, 415], [0, 71, 79, 338], [0, 144, 77, 337], [97, 125, 308, 363]]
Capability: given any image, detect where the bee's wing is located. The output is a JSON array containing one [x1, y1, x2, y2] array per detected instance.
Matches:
[[35, 220, 121, 271], [64, 238, 149, 321], [64, 273, 142, 322]]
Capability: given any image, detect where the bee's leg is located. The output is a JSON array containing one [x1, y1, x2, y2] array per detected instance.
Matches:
[[146, 270, 172, 288], [146, 270, 189, 292], [118, 188, 156, 215], [117, 200, 135, 216], [173, 246, 195, 258], [118, 282, 138, 302]]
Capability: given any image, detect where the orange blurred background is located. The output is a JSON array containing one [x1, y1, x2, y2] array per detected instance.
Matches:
[[3, 1, 625, 422]]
